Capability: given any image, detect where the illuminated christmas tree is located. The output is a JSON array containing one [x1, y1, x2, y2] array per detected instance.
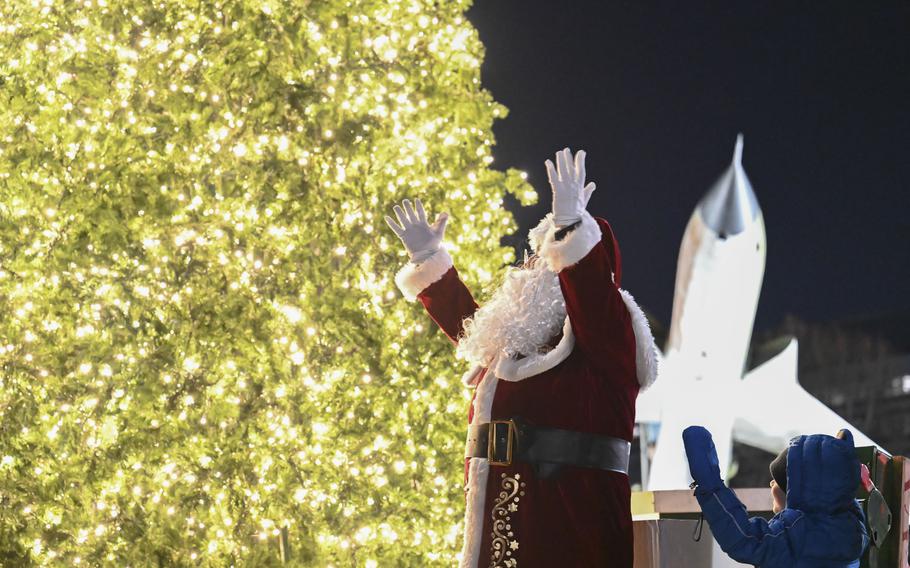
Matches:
[[0, 1, 533, 564]]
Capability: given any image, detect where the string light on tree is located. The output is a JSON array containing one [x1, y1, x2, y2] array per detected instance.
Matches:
[[0, 0, 533, 564]]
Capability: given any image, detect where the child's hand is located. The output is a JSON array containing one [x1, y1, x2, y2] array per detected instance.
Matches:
[[682, 426, 723, 492]]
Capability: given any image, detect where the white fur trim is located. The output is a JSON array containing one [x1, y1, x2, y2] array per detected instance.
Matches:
[[394, 248, 453, 301], [492, 316, 575, 381], [460, 370, 498, 568], [528, 214, 554, 254], [460, 456, 488, 568], [619, 289, 659, 390], [462, 365, 484, 387], [537, 211, 601, 273]]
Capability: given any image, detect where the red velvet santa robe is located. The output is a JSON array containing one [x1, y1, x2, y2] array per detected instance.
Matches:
[[395, 212, 658, 568]]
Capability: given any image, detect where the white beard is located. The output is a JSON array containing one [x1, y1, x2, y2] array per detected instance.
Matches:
[[456, 257, 567, 367]]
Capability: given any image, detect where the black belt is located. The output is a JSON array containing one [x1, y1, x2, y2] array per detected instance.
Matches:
[[465, 418, 630, 478]]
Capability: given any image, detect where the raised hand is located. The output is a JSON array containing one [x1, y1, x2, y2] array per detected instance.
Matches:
[[682, 426, 724, 492], [384, 198, 449, 263], [545, 148, 596, 227]]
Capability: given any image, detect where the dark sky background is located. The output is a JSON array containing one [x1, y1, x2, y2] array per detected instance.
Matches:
[[467, 1, 910, 333]]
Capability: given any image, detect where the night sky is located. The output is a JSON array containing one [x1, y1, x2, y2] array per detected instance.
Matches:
[[467, 1, 910, 333]]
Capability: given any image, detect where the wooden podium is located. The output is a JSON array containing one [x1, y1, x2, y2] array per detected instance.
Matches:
[[631, 489, 773, 568]]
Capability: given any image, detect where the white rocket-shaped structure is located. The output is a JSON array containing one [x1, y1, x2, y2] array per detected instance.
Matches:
[[638, 134, 877, 490]]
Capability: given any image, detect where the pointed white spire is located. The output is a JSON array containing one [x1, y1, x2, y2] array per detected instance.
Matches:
[[733, 132, 744, 166], [698, 134, 761, 237]]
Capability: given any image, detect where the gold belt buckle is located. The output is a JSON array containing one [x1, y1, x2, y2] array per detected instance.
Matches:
[[488, 419, 515, 467]]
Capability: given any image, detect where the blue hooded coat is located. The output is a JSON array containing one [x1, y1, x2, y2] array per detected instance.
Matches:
[[691, 431, 869, 567]]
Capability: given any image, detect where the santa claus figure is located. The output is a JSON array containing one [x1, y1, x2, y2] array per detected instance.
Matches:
[[386, 149, 658, 567]]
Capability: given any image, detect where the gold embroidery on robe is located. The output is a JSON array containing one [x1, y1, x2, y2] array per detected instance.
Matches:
[[490, 473, 525, 567]]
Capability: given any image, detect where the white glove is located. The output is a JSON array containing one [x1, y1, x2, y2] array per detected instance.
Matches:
[[385, 198, 449, 263], [545, 148, 596, 227]]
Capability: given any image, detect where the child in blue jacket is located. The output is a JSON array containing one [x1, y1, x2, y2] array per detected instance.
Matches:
[[682, 426, 868, 567]]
